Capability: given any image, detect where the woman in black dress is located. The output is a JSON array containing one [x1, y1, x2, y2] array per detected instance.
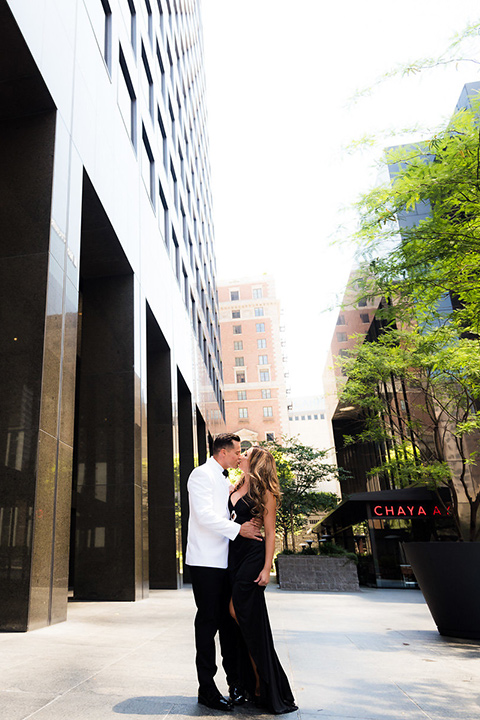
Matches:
[[228, 446, 298, 715]]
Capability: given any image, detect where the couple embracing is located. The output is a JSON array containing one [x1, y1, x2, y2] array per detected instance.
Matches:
[[186, 433, 298, 715]]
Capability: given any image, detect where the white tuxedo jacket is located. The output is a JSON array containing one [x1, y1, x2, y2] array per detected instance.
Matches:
[[185, 456, 240, 569]]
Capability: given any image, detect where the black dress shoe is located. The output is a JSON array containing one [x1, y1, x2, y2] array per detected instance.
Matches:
[[228, 686, 247, 705], [198, 693, 234, 711]]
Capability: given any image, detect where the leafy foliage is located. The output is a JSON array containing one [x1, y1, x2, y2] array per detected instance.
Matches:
[[340, 16, 480, 542], [277, 542, 357, 564], [340, 325, 480, 540], [354, 100, 480, 336], [342, 101, 480, 539], [261, 438, 342, 551], [317, 542, 358, 564]]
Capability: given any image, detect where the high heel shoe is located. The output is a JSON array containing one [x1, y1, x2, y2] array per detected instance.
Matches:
[[254, 694, 267, 709]]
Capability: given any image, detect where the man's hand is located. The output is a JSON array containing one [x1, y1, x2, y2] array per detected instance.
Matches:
[[239, 520, 263, 541]]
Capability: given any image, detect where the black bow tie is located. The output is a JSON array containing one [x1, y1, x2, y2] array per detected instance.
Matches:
[[222, 469, 229, 478]]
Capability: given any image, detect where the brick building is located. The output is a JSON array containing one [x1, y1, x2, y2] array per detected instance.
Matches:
[[218, 276, 289, 447], [322, 269, 381, 494]]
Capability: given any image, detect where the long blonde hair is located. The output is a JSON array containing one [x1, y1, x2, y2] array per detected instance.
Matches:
[[241, 446, 281, 519]]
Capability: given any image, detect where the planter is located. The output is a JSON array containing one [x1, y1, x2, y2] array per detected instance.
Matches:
[[276, 555, 359, 592], [403, 542, 480, 639]]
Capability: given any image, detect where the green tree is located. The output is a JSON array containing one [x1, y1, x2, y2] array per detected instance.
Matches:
[[348, 17, 480, 335], [342, 92, 480, 540], [340, 324, 480, 541], [356, 111, 480, 336], [262, 438, 341, 551], [340, 23, 480, 539], [326, 18, 480, 552]]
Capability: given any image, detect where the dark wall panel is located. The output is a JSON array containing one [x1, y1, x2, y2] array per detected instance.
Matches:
[[147, 308, 178, 589]]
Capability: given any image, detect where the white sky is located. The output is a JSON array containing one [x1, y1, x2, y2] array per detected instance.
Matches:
[[201, 0, 480, 396]]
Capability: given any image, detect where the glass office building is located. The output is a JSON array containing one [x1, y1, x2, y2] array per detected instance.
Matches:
[[0, 0, 224, 630]]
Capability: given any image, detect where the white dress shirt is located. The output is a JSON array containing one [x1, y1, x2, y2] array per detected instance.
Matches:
[[185, 456, 241, 569]]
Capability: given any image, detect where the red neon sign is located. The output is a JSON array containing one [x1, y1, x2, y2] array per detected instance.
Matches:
[[372, 504, 451, 518]]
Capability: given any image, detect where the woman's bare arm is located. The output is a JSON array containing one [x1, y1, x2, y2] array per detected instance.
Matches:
[[254, 490, 276, 586]]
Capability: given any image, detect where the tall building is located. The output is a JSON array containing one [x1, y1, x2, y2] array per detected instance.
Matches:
[[0, 0, 224, 630], [322, 269, 382, 495], [218, 276, 289, 447], [286, 395, 339, 491], [287, 396, 330, 449]]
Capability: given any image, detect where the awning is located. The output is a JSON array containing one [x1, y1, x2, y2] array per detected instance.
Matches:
[[314, 487, 451, 532]]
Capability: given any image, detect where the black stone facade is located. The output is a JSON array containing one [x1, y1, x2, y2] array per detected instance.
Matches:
[[0, 0, 224, 630]]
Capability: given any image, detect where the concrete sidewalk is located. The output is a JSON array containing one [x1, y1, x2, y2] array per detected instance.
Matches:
[[1, 586, 480, 720]]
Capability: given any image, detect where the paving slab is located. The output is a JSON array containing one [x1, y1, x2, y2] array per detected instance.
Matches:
[[1, 587, 480, 720]]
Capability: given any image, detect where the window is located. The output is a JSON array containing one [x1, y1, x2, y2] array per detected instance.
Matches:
[[239, 408, 248, 419], [85, 0, 112, 71], [232, 310, 240, 319], [263, 407, 273, 417], [234, 341, 243, 351], [170, 162, 178, 211], [256, 323, 265, 333], [235, 357, 244, 366], [168, 95, 176, 146], [190, 295, 196, 330], [236, 371, 246, 383], [320, 413, 325, 419], [307, 415, 312, 420], [301, 416, 306, 420], [172, 232, 180, 282], [237, 390, 247, 400], [257, 338, 267, 349], [188, 236, 193, 269], [254, 307, 264, 317], [230, 290, 239, 301], [253, 287, 263, 299], [118, 48, 136, 146], [141, 126, 155, 203], [233, 325, 242, 334], [265, 432, 275, 441], [259, 370, 270, 382], [156, 41, 166, 96], [143, 0, 152, 43], [241, 440, 252, 451], [261, 389, 271, 399], [358, 298, 367, 307], [157, 106, 168, 169], [337, 315, 346, 325], [314, 414, 318, 420], [121, 0, 136, 54], [158, 182, 168, 248], [289, 416, 293, 422], [258, 355, 268, 365], [339, 349, 349, 358], [337, 332, 347, 343], [294, 416, 299, 421], [360, 313, 370, 323], [182, 265, 188, 308], [157, 0, 164, 22]]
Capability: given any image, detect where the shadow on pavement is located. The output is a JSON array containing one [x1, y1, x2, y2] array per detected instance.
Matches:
[[113, 696, 271, 716]]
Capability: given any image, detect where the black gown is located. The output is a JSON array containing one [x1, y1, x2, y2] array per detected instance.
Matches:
[[228, 494, 298, 715]]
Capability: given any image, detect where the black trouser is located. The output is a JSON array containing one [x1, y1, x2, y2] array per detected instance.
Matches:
[[188, 565, 239, 697]]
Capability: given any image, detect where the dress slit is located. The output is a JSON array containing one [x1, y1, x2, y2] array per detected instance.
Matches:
[[228, 495, 298, 715]]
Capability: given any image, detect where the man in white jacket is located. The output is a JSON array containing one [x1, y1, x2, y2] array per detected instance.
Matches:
[[186, 433, 262, 711]]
